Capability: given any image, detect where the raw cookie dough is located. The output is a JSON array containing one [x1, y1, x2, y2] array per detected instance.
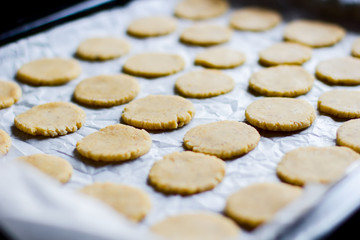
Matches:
[[76, 124, 151, 162], [318, 90, 360, 118], [127, 16, 177, 37], [183, 120, 260, 159], [230, 7, 282, 31], [18, 154, 73, 183], [151, 212, 240, 240], [284, 20, 345, 48], [14, 102, 85, 137], [76, 37, 130, 61], [225, 182, 302, 230], [180, 24, 232, 46], [337, 119, 360, 153], [0, 129, 11, 155], [175, 69, 234, 98], [123, 53, 184, 78], [122, 95, 195, 130], [149, 151, 225, 195], [174, 0, 229, 20], [245, 98, 316, 131], [74, 74, 140, 107], [80, 182, 151, 222], [352, 38, 360, 58], [315, 57, 360, 85], [259, 42, 312, 66], [277, 146, 359, 186], [17, 58, 81, 85], [195, 47, 246, 69], [0, 80, 21, 109], [249, 65, 314, 97]]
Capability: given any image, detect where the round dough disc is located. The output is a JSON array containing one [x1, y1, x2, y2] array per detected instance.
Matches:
[[249, 65, 314, 97], [127, 16, 177, 37], [14, 102, 86, 137], [315, 57, 360, 85], [318, 90, 360, 118], [123, 53, 184, 78], [225, 182, 302, 229], [259, 42, 312, 66], [180, 24, 232, 46], [149, 151, 225, 195], [277, 146, 359, 186], [284, 20, 345, 48], [151, 212, 240, 240], [122, 95, 195, 130], [195, 47, 246, 69], [337, 119, 360, 153], [19, 154, 73, 183], [17, 58, 81, 85], [183, 120, 260, 159], [76, 124, 151, 162], [76, 37, 130, 61], [80, 182, 151, 222], [74, 74, 140, 107], [0, 80, 21, 109], [0, 129, 11, 155], [175, 69, 234, 98], [352, 38, 360, 58], [230, 7, 282, 31], [174, 0, 229, 20], [245, 98, 316, 131]]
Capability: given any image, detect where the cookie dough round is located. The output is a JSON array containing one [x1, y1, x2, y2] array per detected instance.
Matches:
[[195, 47, 246, 69], [315, 57, 360, 85], [230, 7, 282, 31], [180, 24, 232, 46], [225, 182, 302, 229], [0, 130, 11, 155], [249, 65, 314, 97], [245, 98, 316, 131], [123, 53, 184, 78], [80, 182, 151, 222], [74, 74, 140, 107], [149, 151, 225, 195], [0, 80, 21, 109], [151, 212, 240, 240], [284, 20, 345, 48], [337, 119, 360, 153], [19, 154, 73, 183], [352, 38, 360, 58], [127, 16, 177, 37], [76, 37, 130, 61], [259, 42, 312, 66], [14, 102, 85, 137], [318, 90, 360, 118], [122, 95, 195, 130], [174, 0, 229, 20], [76, 124, 151, 162], [17, 58, 81, 85], [277, 146, 359, 186], [175, 70, 234, 98], [183, 120, 260, 159]]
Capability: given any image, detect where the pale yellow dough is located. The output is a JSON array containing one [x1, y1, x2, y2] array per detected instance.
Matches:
[[149, 151, 225, 195], [175, 69, 234, 98], [195, 47, 246, 69], [0, 129, 11, 155], [259, 42, 312, 66], [249, 65, 314, 97], [151, 212, 240, 240], [180, 24, 232, 46], [76, 37, 130, 61], [245, 98, 316, 131], [80, 182, 151, 222], [225, 182, 302, 230], [174, 0, 229, 20], [127, 16, 177, 37], [19, 154, 73, 183], [352, 38, 360, 58], [315, 57, 360, 85], [183, 120, 260, 159], [122, 95, 195, 130], [123, 53, 184, 78], [230, 7, 282, 31], [76, 124, 151, 162], [284, 20, 345, 48], [14, 102, 85, 137], [337, 119, 360, 153], [277, 146, 359, 186], [318, 90, 360, 118], [74, 74, 140, 107], [0, 80, 21, 109], [17, 58, 81, 85]]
